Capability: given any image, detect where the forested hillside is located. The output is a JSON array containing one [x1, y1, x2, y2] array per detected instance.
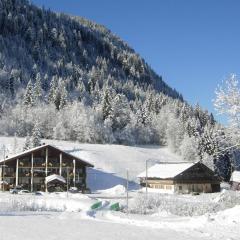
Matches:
[[0, 0, 238, 179], [0, 0, 181, 100]]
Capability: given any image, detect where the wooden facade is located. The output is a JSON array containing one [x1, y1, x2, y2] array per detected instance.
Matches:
[[139, 162, 221, 194], [0, 144, 93, 192]]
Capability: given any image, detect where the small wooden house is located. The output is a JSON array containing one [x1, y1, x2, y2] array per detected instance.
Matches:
[[138, 162, 221, 194], [0, 144, 94, 192], [230, 171, 240, 190]]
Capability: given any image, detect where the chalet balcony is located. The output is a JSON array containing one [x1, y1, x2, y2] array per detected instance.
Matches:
[[3, 173, 16, 178]]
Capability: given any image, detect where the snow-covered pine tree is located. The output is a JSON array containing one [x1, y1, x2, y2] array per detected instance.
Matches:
[[101, 88, 112, 120], [42, 73, 49, 91], [23, 133, 32, 151], [77, 81, 86, 102], [59, 82, 68, 109], [109, 93, 130, 132], [34, 73, 43, 102], [166, 114, 185, 153], [48, 76, 58, 104], [9, 71, 15, 97], [13, 133, 18, 154], [23, 80, 34, 106], [180, 134, 200, 162], [31, 122, 42, 147]]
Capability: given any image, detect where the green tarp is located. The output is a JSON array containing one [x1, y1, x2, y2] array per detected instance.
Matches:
[[110, 202, 120, 211], [91, 201, 102, 210]]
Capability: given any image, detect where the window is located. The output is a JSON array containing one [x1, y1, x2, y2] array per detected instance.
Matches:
[[166, 185, 172, 190], [154, 184, 164, 189], [179, 186, 182, 190]]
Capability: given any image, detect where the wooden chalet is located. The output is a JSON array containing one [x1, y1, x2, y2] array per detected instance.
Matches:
[[138, 162, 221, 194], [0, 144, 94, 192]]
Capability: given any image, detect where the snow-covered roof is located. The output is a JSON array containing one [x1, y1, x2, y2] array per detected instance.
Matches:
[[0, 144, 93, 167], [45, 174, 66, 184], [137, 162, 195, 179], [230, 171, 240, 182], [0, 180, 9, 185]]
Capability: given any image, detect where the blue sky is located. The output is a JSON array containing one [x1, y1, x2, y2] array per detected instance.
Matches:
[[31, 0, 240, 123]]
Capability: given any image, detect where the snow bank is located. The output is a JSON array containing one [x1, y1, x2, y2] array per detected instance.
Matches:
[[0, 192, 96, 213], [213, 205, 240, 224], [97, 185, 126, 195]]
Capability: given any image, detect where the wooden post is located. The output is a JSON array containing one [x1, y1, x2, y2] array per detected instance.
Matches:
[[45, 147, 48, 192], [146, 160, 148, 196], [31, 153, 34, 192], [59, 153, 62, 176], [83, 167, 86, 190], [15, 159, 19, 186], [67, 166, 69, 198], [2, 146, 6, 192], [73, 159, 76, 187], [126, 169, 129, 214]]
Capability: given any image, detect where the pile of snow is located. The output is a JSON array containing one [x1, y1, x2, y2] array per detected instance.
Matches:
[[97, 185, 126, 196], [213, 205, 240, 224]]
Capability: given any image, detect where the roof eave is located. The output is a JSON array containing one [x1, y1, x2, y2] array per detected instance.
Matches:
[[0, 144, 94, 168]]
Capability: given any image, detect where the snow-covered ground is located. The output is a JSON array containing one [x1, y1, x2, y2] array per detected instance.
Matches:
[[0, 136, 240, 240]]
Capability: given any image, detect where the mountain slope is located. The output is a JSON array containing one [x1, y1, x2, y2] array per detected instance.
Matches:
[[0, 0, 181, 100]]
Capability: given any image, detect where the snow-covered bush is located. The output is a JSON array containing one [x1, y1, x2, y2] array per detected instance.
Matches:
[[0, 194, 93, 213], [128, 190, 240, 216]]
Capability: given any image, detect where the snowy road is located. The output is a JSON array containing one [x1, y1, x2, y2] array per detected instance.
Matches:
[[0, 206, 240, 240], [0, 212, 211, 240]]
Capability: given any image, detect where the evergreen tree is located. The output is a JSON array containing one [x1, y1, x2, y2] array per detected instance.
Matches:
[[48, 76, 58, 104], [101, 88, 112, 120], [42, 73, 49, 91], [59, 84, 68, 109], [13, 133, 18, 154], [34, 73, 43, 102], [31, 122, 42, 147], [77, 81, 86, 102], [23, 133, 32, 151], [23, 80, 34, 106], [9, 72, 15, 97], [180, 134, 200, 161], [109, 94, 130, 132]]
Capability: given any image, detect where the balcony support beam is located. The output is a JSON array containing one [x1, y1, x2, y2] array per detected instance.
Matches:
[[73, 159, 76, 187], [45, 147, 48, 192], [15, 158, 19, 186], [31, 153, 34, 192], [59, 153, 62, 176]]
